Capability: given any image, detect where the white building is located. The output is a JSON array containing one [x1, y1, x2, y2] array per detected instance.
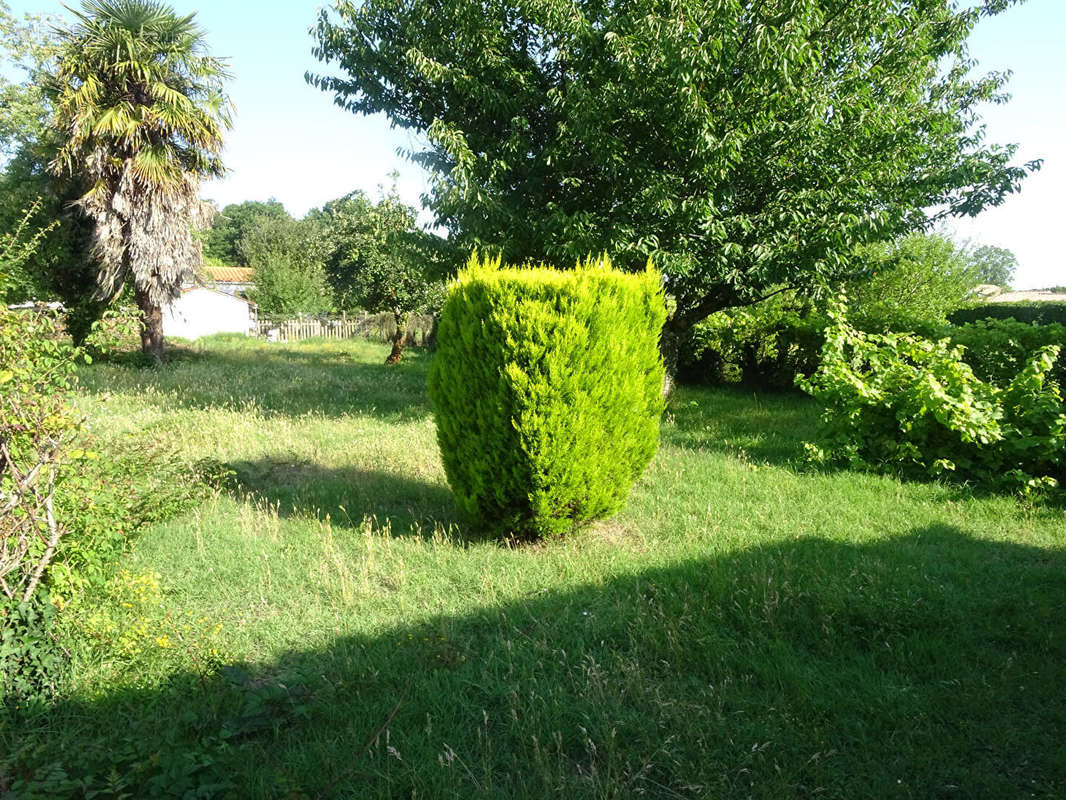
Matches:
[[162, 286, 256, 340]]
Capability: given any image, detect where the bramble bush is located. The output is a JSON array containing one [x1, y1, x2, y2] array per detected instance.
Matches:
[[429, 254, 666, 539], [0, 307, 83, 607], [2, 207, 210, 706], [1, 209, 81, 704], [798, 305, 1066, 493], [1, 305, 210, 705]]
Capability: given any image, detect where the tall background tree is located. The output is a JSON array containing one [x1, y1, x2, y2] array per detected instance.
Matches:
[[243, 213, 333, 315], [849, 233, 980, 327], [202, 198, 292, 266], [969, 244, 1018, 288], [310, 0, 1039, 347], [309, 186, 446, 363], [47, 0, 231, 361], [0, 1, 50, 159]]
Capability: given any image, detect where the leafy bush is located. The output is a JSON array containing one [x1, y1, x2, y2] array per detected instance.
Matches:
[[849, 233, 979, 327], [678, 299, 828, 390], [678, 296, 945, 391], [948, 318, 1066, 389], [1, 594, 63, 709], [429, 255, 666, 539], [798, 306, 1066, 492], [949, 302, 1066, 327], [678, 233, 974, 390]]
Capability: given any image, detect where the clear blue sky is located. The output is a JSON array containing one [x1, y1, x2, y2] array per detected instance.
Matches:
[[8, 0, 1065, 289]]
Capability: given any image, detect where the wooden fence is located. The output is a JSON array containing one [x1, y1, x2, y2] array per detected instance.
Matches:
[[255, 312, 436, 345]]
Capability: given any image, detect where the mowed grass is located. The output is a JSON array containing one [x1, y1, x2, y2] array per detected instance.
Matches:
[[7, 335, 1066, 798]]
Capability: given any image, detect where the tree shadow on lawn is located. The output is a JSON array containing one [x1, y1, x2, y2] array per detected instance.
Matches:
[[79, 344, 433, 421], [664, 386, 820, 467], [8, 525, 1065, 798], [222, 458, 459, 537], [664, 388, 1066, 510]]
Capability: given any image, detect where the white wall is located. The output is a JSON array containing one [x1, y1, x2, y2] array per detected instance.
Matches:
[[162, 288, 254, 340]]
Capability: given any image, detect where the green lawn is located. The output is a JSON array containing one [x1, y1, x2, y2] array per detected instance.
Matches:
[[5, 336, 1065, 798]]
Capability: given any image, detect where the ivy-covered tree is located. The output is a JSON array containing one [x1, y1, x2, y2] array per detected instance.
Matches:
[[310, 0, 1039, 344], [310, 188, 446, 363]]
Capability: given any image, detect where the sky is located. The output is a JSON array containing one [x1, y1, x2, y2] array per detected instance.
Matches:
[[6, 0, 1065, 289]]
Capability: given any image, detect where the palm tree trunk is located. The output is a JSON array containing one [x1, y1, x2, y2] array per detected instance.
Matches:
[[385, 308, 409, 364], [134, 283, 165, 364]]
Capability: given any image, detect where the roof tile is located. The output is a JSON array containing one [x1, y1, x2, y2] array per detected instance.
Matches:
[[205, 266, 254, 282]]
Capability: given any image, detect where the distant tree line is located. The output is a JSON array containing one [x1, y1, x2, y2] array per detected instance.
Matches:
[[201, 183, 449, 361]]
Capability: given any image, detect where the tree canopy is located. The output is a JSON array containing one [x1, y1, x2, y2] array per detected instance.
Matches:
[[310, 0, 1039, 334], [203, 199, 292, 266], [969, 244, 1018, 288]]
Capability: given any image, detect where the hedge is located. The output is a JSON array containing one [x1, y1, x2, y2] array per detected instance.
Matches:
[[428, 254, 666, 539], [948, 318, 1066, 389], [948, 301, 1066, 327], [800, 307, 1066, 491]]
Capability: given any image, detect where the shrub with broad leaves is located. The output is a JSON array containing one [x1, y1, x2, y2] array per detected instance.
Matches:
[[798, 303, 1065, 493]]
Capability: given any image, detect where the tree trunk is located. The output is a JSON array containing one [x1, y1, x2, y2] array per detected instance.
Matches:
[[385, 308, 409, 364], [424, 314, 439, 350], [659, 324, 682, 399], [135, 284, 165, 364], [659, 290, 740, 396]]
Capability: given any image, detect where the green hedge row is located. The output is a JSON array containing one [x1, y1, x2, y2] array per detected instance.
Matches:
[[680, 303, 1066, 393], [948, 301, 1066, 326], [429, 255, 666, 539], [948, 319, 1066, 389]]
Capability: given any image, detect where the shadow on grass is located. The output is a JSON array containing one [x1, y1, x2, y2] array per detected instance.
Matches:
[[7, 525, 1065, 798], [664, 386, 820, 467], [221, 458, 459, 537], [664, 388, 1066, 510], [78, 340, 433, 422]]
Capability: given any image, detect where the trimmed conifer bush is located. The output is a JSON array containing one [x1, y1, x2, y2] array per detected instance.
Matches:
[[428, 254, 666, 539]]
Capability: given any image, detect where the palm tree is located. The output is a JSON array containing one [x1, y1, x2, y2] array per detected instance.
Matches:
[[47, 0, 231, 362]]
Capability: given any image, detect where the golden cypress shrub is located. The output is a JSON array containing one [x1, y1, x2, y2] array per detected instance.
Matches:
[[428, 254, 666, 539]]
